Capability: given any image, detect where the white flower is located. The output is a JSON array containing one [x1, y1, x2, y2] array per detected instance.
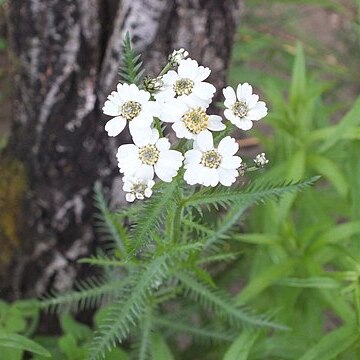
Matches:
[[155, 58, 216, 108], [184, 131, 242, 187], [123, 176, 155, 202], [168, 48, 189, 66], [116, 129, 184, 182], [223, 83, 267, 131], [103, 83, 158, 139], [160, 100, 225, 140]]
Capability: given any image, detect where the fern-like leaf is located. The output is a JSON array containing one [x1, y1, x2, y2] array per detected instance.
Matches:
[[183, 177, 319, 210], [94, 182, 129, 256], [177, 272, 288, 330], [78, 255, 126, 267], [128, 180, 179, 256], [155, 317, 234, 343], [119, 32, 144, 85], [40, 277, 129, 313], [136, 305, 153, 360], [89, 257, 170, 359]]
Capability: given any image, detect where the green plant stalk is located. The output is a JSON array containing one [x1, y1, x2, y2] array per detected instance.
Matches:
[[166, 183, 183, 244], [154, 117, 163, 137], [172, 203, 183, 243], [158, 62, 172, 77]]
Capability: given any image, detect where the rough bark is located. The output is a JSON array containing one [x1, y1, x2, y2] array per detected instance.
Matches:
[[1, 0, 243, 299]]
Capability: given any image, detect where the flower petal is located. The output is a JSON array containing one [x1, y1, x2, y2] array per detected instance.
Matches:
[[184, 149, 202, 165], [135, 164, 154, 180], [236, 83, 253, 102], [220, 155, 242, 169], [158, 150, 184, 169], [173, 121, 194, 140], [126, 193, 136, 202], [202, 167, 219, 187], [159, 99, 188, 123], [117, 144, 139, 160], [218, 136, 239, 156], [128, 83, 141, 98], [144, 188, 153, 198], [224, 109, 237, 122], [118, 158, 143, 175], [137, 89, 151, 103], [218, 168, 238, 186], [178, 94, 211, 109], [207, 115, 226, 131], [133, 128, 159, 147], [184, 164, 203, 185], [155, 87, 176, 102], [195, 131, 214, 152], [223, 86, 236, 107], [236, 119, 253, 131], [193, 66, 211, 82], [154, 163, 177, 182], [103, 100, 120, 116], [193, 82, 216, 100], [129, 125, 153, 144], [178, 59, 199, 78], [105, 117, 126, 137], [247, 94, 259, 108], [156, 137, 171, 151], [162, 70, 179, 86]]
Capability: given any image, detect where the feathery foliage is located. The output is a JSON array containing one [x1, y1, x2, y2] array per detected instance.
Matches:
[[177, 272, 288, 330], [183, 176, 319, 209], [118, 32, 144, 86], [93, 182, 128, 256], [40, 277, 129, 313]]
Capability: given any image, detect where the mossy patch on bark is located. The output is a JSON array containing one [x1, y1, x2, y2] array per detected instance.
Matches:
[[0, 156, 27, 272]]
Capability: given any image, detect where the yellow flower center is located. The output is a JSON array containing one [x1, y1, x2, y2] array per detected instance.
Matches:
[[121, 101, 142, 120], [201, 150, 222, 169], [132, 182, 146, 194], [139, 144, 160, 165], [182, 108, 209, 134], [173, 78, 194, 96], [232, 101, 248, 118]]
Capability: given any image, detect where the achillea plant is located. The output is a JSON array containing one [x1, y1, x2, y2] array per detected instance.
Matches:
[[40, 34, 317, 360]]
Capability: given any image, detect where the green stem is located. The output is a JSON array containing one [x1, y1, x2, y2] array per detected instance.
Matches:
[[154, 117, 163, 137], [165, 177, 183, 244], [158, 62, 172, 77], [172, 204, 183, 243]]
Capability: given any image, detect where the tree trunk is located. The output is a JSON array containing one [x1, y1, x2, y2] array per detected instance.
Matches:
[[1, 0, 243, 299]]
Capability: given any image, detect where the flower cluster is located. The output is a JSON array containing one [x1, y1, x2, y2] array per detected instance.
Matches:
[[103, 49, 268, 201]]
